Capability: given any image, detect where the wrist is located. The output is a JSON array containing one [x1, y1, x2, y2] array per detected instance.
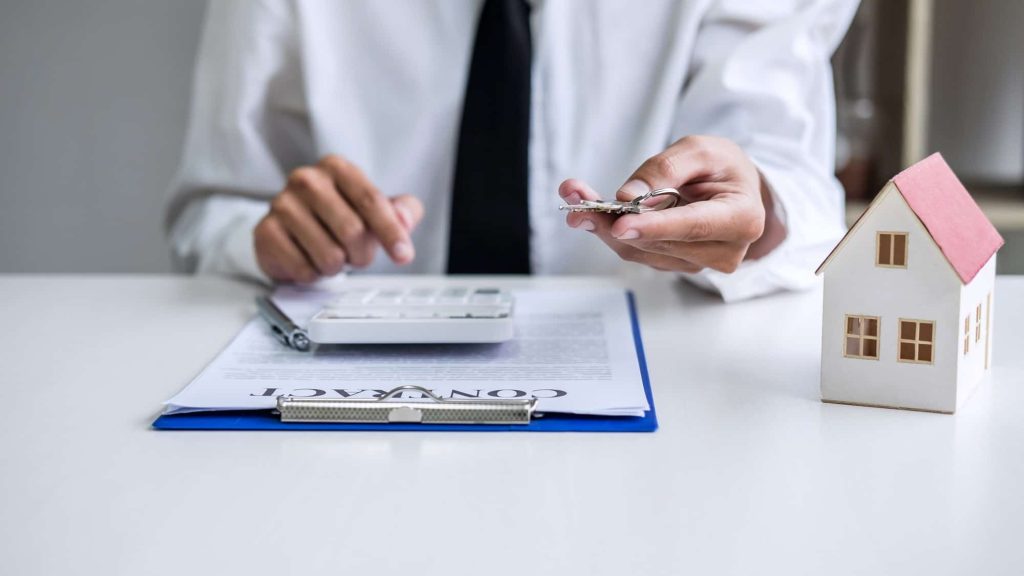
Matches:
[[746, 173, 786, 260]]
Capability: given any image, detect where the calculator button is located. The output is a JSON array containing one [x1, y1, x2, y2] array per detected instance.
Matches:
[[332, 296, 360, 304], [368, 290, 403, 304], [327, 288, 375, 306], [437, 288, 469, 304], [470, 294, 501, 304], [404, 288, 436, 304]]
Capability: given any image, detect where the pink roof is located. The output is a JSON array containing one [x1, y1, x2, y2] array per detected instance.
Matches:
[[892, 153, 1004, 284]]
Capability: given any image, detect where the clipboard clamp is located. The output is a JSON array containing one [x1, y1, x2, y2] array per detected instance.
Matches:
[[276, 385, 537, 425]]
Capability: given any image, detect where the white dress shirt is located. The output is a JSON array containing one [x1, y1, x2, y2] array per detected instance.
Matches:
[[167, 0, 857, 301]]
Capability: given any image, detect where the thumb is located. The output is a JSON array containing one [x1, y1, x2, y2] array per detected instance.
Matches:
[[390, 194, 425, 232], [616, 139, 712, 202]]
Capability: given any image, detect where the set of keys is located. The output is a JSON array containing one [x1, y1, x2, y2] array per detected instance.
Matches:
[[559, 187, 683, 215]]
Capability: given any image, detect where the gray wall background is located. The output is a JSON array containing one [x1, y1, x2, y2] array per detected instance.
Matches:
[[0, 1, 1021, 273], [930, 0, 1023, 184], [0, 0, 205, 273]]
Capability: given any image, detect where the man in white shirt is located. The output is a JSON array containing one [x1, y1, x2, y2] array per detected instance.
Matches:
[[167, 0, 857, 301]]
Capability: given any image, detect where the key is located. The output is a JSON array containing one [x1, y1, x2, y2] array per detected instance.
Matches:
[[559, 187, 683, 215], [560, 199, 643, 215]]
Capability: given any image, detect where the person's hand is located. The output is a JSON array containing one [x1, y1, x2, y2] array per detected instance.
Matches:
[[254, 154, 424, 283], [559, 135, 785, 274]]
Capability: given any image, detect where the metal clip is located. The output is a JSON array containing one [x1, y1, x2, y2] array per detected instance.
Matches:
[[276, 385, 537, 425]]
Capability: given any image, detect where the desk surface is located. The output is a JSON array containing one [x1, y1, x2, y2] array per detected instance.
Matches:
[[1, 274, 1022, 575]]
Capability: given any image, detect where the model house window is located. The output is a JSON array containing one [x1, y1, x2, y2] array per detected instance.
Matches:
[[975, 304, 982, 343], [963, 315, 970, 355], [986, 293, 992, 370], [899, 319, 935, 364], [877, 232, 908, 267], [844, 315, 879, 359]]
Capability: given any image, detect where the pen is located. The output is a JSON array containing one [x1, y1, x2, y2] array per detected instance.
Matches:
[[255, 296, 310, 351]]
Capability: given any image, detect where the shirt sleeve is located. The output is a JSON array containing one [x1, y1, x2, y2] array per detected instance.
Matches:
[[165, 0, 312, 280], [670, 0, 859, 302]]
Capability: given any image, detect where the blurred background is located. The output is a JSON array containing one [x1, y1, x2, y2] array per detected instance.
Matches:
[[833, 0, 1023, 272], [0, 0, 1021, 274]]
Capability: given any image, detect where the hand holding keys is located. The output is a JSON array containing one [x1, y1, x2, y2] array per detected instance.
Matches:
[[559, 136, 782, 275], [559, 187, 682, 215]]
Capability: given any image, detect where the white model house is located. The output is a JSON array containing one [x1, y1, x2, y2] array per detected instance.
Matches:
[[816, 153, 1004, 413]]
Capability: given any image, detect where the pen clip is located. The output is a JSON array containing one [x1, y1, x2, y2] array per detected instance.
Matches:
[[268, 323, 291, 347]]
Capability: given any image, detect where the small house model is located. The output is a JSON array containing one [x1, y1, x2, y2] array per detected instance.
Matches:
[[816, 153, 1004, 413]]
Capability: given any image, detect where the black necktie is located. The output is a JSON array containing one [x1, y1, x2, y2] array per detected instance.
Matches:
[[447, 0, 532, 274]]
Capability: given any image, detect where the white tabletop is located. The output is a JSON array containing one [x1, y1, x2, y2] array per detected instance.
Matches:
[[1, 274, 1022, 575]]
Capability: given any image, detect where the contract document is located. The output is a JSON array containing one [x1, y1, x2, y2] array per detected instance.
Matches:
[[163, 285, 651, 417]]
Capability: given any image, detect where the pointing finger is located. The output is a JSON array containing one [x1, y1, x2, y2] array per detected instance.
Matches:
[[390, 194, 425, 232], [319, 155, 414, 265]]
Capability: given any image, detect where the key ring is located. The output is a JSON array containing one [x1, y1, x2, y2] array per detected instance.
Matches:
[[630, 187, 682, 211]]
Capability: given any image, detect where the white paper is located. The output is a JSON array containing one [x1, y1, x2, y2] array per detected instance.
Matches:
[[163, 287, 651, 417]]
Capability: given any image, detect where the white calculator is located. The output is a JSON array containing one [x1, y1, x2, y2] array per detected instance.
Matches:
[[307, 286, 515, 344]]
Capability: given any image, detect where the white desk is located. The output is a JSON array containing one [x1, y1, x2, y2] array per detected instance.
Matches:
[[1, 274, 1022, 575]]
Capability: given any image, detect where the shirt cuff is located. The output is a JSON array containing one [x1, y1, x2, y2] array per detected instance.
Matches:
[[679, 162, 838, 302], [171, 195, 272, 285], [207, 205, 271, 284]]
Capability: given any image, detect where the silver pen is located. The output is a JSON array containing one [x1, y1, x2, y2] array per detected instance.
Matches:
[[255, 296, 310, 351]]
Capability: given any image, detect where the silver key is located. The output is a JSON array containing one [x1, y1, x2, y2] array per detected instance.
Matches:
[[559, 187, 682, 215]]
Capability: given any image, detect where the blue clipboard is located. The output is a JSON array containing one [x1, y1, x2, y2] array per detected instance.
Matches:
[[153, 291, 657, 432]]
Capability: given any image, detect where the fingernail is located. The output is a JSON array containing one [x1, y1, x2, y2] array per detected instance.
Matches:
[[616, 229, 639, 240], [392, 241, 414, 262], [619, 179, 650, 200], [579, 219, 595, 231], [563, 192, 581, 205], [394, 205, 412, 229]]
